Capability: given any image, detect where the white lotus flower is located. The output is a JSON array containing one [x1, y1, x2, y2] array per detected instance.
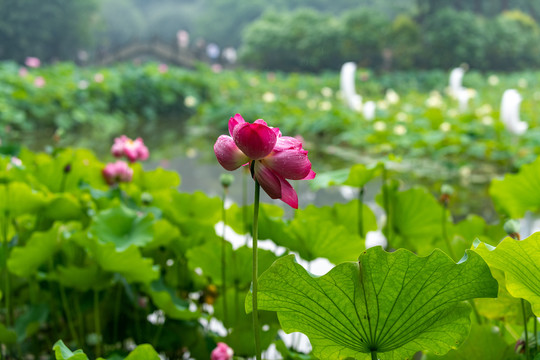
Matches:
[[340, 62, 362, 111], [362, 101, 376, 120], [500, 89, 528, 135]]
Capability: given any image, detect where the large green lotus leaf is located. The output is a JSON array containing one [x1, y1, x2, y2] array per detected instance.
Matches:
[[145, 219, 181, 251], [489, 156, 540, 218], [247, 247, 498, 360], [451, 215, 505, 248], [44, 193, 84, 221], [186, 241, 279, 288], [49, 264, 111, 291], [8, 223, 61, 277], [278, 217, 364, 263], [165, 191, 221, 226], [124, 344, 160, 360], [132, 165, 181, 191], [91, 205, 154, 251], [377, 187, 447, 255], [227, 203, 285, 239], [473, 234, 540, 316], [21, 148, 106, 193], [473, 268, 524, 324], [423, 321, 519, 360], [296, 201, 377, 238], [342, 163, 382, 188], [309, 163, 381, 190], [14, 303, 49, 342], [144, 278, 199, 320], [52, 340, 89, 360], [0, 182, 46, 216], [0, 323, 16, 344], [89, 240, 159, 284]]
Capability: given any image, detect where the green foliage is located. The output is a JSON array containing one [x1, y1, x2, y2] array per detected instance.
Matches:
[[0, 0, 98, 62], [473, 234, 540, 316], [247, 248, 498, 359], [421, 9, 487, 69], [484, 10, 540, 70], [241, 9, 342, 72]]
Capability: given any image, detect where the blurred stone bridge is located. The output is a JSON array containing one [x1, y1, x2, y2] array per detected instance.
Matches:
[[94, 40, 197, 68]]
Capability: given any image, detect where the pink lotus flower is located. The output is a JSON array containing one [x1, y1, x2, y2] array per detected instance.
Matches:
[[158, 63, 168, 73], [18, 67, 28, 77], [214, 114, 315, 209], [34, 76, 46, 88], [102, 161, 133, 185], [211, 342, 233, 360], [25, 57, 40, 68], [111, 135, 149, 162]]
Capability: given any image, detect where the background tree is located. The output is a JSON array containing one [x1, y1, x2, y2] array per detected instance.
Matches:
[[0, 0, 98, 62]]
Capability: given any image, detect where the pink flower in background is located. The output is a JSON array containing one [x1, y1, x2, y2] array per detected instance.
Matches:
[[214, 114, 315, 209], [25, 57, 40, 68], [102, 160, 133, 185], [18, 67, 28, 77], [158, 63, 168, 73], [34, 76, 46, 88], [111, 135, 149, 162], [94, 73, 104, 83], [211, 342, 233, 360]]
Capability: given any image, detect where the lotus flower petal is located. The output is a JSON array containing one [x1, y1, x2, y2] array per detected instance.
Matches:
[[228, 113, 245, 137], [254, 161, 281, 199], [214, 135, 250, 171], [233, 122, 277, 160], [264, 149, 312, 180]]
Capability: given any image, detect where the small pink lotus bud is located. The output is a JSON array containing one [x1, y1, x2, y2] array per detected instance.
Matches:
[[25, 57, 41, 68], [34, 76, 46, 88], [211, 342, 233, 360], [102, 161, 133, 185], [111, 135, 149, 162]]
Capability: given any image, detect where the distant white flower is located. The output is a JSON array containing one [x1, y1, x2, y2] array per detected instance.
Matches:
[[488, 75, 499, 86], [396, 112, 409, 122], [439, 122, 451, 132], [449, 67, 465, 98], [385, 89, 400, 104], [365, 230, 387, 249], [147, 310, 165, 325], [184, 95, 198, 108], [319, 101, 332, 111], [518, 78, 528, 88], [500, 89, 527, 135], [297, 90, 308, 99], [459, 166, 472, 179], [307, 99, 317, 109], [362, 101, 376, 120], [426, 91, 443, 108], [475, 104, 492, 117], [393, 124, 407, 135], [262, 92, 276, 103], [340, 62, 362, 111], [94, 73, 104, 83], [321, 87, 333, 97], [376, 100, 388, 110], [481, 116, 494, 126], [374, 121, 386, 132], [78, 80, 89, 90]]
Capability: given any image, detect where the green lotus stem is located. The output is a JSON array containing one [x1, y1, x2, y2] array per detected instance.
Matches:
[[221, 187, 229, 329], [94, 289, 102, 357], [3, 210, 10, 328], [469, 300, 482, 325], [381, 166, 391, 248], [522, 298, 530, 360], [442, 204, 456, 260], [358, 186, 365, 238], [535, 317, 538, 353], [75, 294, 85, 350], [252, 180, 262, 360], [60, 284, 80, 347], [113, 283, 122, 342], [371, 350, 378, 360], [243, 167, 249, 246]]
